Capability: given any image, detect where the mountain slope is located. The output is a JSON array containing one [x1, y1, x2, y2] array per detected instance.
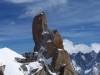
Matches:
[[0, 47, 24, 75], [0, 47, 42, 75], [70, 51, 100, 75]]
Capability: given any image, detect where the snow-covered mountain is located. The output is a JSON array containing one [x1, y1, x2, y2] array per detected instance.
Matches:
[[70, 51, 100, 75], [0, 47, 99, 75], [0, 47, 75, 75], [0, 47, 43, 75]]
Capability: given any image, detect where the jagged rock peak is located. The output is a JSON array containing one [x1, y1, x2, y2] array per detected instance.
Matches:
[[32, 12, 77, 75], [36, 12, 45, 16], [32, 12, 51, 52]]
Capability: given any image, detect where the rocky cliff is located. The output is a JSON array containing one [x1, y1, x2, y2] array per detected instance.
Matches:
[[32, 12, 77, 75]]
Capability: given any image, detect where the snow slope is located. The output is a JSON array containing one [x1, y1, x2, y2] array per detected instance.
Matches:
[[0, 47, 62, 75], [0, 47, 42, 75], [0, 47, 24, 75]]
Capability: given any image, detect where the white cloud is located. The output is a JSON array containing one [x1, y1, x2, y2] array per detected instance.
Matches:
[[10, 22, 16, 25], [49, 0, 100, 26], [91, 43, 100, 53], [19, 0, 67, 18], [5, 0, 41, 3], [63, 39, 100, 54]]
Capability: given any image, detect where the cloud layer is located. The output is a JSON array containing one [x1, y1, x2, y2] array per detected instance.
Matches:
[[5, 0, 41, 3], [19, 0, 67, 18], [63, 39, 100, 54]]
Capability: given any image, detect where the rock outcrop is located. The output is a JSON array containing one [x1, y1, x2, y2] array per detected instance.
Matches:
[[32, 12, 77, 75], [32, 12, 50, 52], [0, 65, 5, 75]]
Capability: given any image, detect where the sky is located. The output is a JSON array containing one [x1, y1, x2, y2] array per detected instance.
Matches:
[[0, 0, 100, 53]]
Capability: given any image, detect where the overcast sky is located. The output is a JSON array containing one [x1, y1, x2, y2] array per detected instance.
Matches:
[[0, 0, 100, 53]]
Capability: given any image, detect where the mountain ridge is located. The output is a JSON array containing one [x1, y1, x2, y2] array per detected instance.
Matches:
[[70, 51, 100, 75]]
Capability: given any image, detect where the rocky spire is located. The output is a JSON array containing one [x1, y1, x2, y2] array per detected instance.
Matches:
[[32, 12, 77, 75], [32, 12, 50, 52]]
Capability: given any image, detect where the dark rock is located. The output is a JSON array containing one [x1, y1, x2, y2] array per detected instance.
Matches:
[[0, 71, 4, 75], [60, 65, 77, 75], [20, 64, 28, 71], [31, 68, 38, 74], [43, 42, 58, 59], [51, 50, 73, 72], [34, 64, 48, 75], [0, 65, 5, 75], [34, 68, 47, 75], [52, 36, 63, 49], [52, 30, 63, 49], [52, 30, 61, 37]]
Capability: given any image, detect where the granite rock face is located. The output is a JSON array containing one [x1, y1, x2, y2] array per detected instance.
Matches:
[[52, 50, 73, 72], [32, 12, 50, 52], [32, 12, 77, 75]]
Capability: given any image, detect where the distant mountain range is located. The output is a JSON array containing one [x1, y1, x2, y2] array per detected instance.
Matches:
[[70, 51, 100, 75]]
